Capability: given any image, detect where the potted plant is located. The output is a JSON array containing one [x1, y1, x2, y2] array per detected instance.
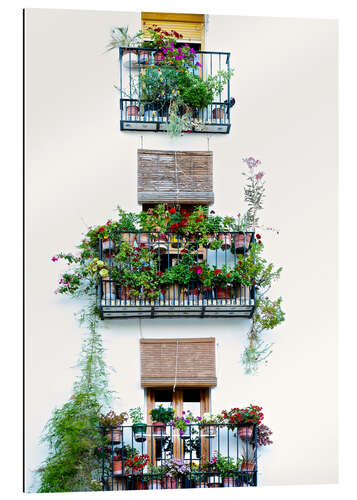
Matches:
[[212, 453, 242, 487], [161, 458, 191, 489], [112, 451, 125, 476], [106, 26, 143, 56], [202, 455, 222, 488], [147, 464, 164, 489], [149, 405, 174, 436], [99, 410, 128, 443], [152, 233, 169, 253], [221, 404, 264, 441], [200, 413, 224, 438], [169, 410, 199, 439], [241, 448, 256, 472], [129, 407, 147, 442], [126, 453, 150, 490]]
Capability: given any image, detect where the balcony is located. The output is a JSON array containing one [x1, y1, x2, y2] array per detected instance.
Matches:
[[118, 48, 232, 134], [101, 423, 258, 490], [98, 231, 256, 319]]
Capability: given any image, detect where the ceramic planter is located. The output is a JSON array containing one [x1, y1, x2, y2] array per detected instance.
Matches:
[[241, 461, 255, 472], [233, 232, 252, 250], [212, 107, 225, 120], [152, 240, 169, 253], [132, 423, 147, 442], [148, 479, 162, 489], [153, 422, 167, 435], [126, 105, 140, 118], [112, 459, 124, 476], [218, 232, 232, 250], [162, 477, 179, 489], [106, 428, 122, 443], [215, 287, 231, 300], [223, 476, 236, 487], [237, 425, 254, 440]]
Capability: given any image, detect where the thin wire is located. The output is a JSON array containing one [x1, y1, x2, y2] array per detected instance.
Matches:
[[174, 151, 179, 205], [173, 338, 179, 392]]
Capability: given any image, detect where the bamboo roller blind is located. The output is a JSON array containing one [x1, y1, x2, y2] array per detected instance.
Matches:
[[137, 149, 214, 205], [141, 12, 205, 44], [140, 338, 217, 387]]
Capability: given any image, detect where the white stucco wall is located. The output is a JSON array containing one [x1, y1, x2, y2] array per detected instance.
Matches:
[[25, 9, 338, 492]]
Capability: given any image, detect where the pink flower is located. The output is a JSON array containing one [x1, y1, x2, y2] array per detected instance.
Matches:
[[51, 256, 58, 262], [255, 171, 264, 180]]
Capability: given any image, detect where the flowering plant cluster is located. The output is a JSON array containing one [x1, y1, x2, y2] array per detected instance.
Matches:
[[99, 410, 128, 427], [256, 424, 273, 447], [149, 405, 175, 424], [125, 454, 150, 475], [222, 405, 264, 428], [200, 413, 225, 425], [169, 410, 202, 436], [161, 457, 191, 477]]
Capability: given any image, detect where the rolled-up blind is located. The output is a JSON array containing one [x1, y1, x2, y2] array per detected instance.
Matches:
[[137, 149, 214, 205], [140, 338, 217, 387], [141, 13, 205, 44]]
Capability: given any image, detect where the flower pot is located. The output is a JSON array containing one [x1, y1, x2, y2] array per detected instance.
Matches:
[[132, 477, 148, 490], [153, 422, 167, 435], [215, 287, 231, 300], [137, 50, 150, 64], [218, 232, 232, 250], [102, 238, 115, 251], [212, 107, 225, 120], [206, 475, 222, 487], [136, 232, 150, 248], [112, 459, 124, 476], [162, 477, 179, 489], [170, 235, 182, 248], [202, 425, 217, 437], [132, 423, 147, 442], [153, 51, 164, 64], [148, 479, 162, 489], [106, 428, 122, 443], [233, 232, 252, 250], [223, 476, 236, 487], [241, 461, 255, 472], [126, 105, 140, 118], [238, 425, 254, 440], [102, 276, 117, 300]]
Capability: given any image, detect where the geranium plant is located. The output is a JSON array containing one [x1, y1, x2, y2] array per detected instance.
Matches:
[[99, 410, 128, 427]]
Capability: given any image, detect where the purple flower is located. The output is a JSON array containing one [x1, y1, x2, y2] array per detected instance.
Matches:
[[182, 411, 185, 414], [179, 430, 184, 436], [162, 48, 168, 54], [185, 419, 190, 423], [51, 256, 58, 262], [255, 171, 265, 180], [195, 62, 202, 67], [197, 416, 202, 421], [210, 210, 215, 214], [190, 48, 196, 54]]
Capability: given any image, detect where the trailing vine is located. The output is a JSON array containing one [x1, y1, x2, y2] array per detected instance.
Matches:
[[241, 157, 285, 374], [36, 301, 115, 492]]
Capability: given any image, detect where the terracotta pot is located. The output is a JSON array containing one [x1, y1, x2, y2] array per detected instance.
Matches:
[[218, 232, 232, 250], [148, 479, 162, 489], [102, 238, 115, 251], [153, 422, 167, 435], [120, 232, 133, 244], [162, 477, 179, 489], [112, 459, 124, 476], [238, 425, 253, 440], [102, 276, 116, 300], [212, 108, 225, 120], [241, 461, 255, 472], [107, 428, 122, 443], [121, 48, 138, 56], [133, 478, 148, 490], [136, 232, 150, 248], [234, 232, 252, 250], [126, 105, 139, 118], [215, 287, 231, 300], [223, 476, 236, 487]]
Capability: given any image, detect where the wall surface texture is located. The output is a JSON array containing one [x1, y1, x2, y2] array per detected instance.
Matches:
[[25, 9, 338, 491]]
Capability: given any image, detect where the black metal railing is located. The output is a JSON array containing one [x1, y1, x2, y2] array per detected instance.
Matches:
[[119, 47, 232, 133], [101, 423, 257, 490], [98, 231, 255, 319]]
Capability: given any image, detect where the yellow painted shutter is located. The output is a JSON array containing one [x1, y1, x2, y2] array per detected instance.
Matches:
[[141, 12, 205, 45]]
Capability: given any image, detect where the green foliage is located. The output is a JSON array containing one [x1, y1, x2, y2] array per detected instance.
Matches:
[[149, 405, 175, 424], [37, 303, 114, 492], [129, 407, 144, 425]]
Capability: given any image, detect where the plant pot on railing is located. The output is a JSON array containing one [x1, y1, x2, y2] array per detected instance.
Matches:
[[241, 461, 255, 472], [212, 107, 225, 120], [223, 476, 236, 487], [136, 232, 150, 249], [237, 425, 254, 441], [132, 423, 147, 442], [126, 105, 140, 119], [112, 457, 125, 476], [162, 477, 180, 489], [152, 236, 169, 254], [233, 232, 252, 251], [218, 233, 232, 250], [153, 422, 167, 435], [102, 238, 115, 251], [106, 427, 123, 443], [102, 276, 117, 300], [137, 50, 150, 65], [130, 477, 148, 490], [215, 286, 232, 300], [148, 478, 162, 489], [206, 475, 222, 488], [170, 235, 182, 249]]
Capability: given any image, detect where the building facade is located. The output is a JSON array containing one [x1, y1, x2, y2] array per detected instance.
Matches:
[[25, 9, 338, 492]]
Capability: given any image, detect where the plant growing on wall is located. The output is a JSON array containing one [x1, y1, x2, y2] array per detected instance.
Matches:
[[37, 304, 115, 492]]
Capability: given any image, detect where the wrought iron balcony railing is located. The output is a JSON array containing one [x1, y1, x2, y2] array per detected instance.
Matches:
[[118, 47, 232, 134], [101, 423, 257, 491], [98, 231, 255, 319]]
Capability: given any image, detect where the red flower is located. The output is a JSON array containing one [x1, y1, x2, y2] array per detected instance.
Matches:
[[97, 227, 105, 233], [256, 234, 261, 239], [226, 273, 231, 277], [214, 269, 222, 275], [156, 271, 163, 276], [180, 249, 188, 254], [170, 223, 179, 232], [169, 208, 176, 214]]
